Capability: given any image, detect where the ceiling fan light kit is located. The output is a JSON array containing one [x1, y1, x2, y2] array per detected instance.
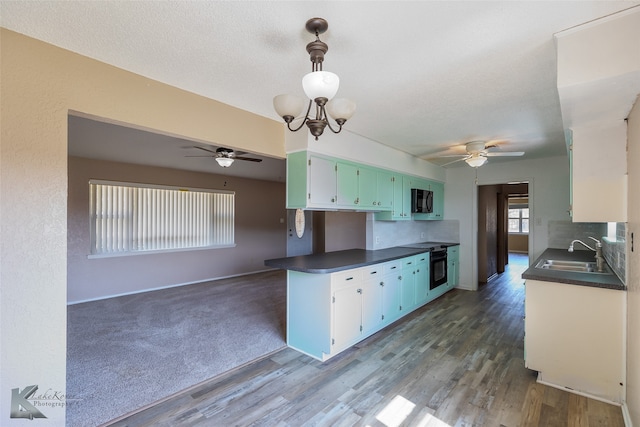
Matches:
[[186, 146, 262, 168], [465, 155, 488, 168], [432, 140, 525, 168], [215, 157, 234, 167], [273, 17, 356, 140]]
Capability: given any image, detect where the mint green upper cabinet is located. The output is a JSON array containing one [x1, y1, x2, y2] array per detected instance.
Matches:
[[286, 152, 338, 209], [431, 181, 444, 220], [336, 161, 359, 207], [376, 170, 394, 210], [357, 166, 378, 209], [287, 150, 444, 215], [336, 162, 379, 210]]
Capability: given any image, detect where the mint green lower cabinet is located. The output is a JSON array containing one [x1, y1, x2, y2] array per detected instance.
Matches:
[[286, 253, 455, 361], [400, 257, 417, 312], [415, 253, 430, 305], [381, 261, 402, 323], [361, 266, 384, 335]]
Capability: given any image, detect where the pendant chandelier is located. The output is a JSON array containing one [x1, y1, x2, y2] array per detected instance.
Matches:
[[273, 18, 356, 140]]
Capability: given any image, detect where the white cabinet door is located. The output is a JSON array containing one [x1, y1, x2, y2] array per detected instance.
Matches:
[[361, 268, 384, 334], [569, 124, 627, 222], [414, 254, 430, 305], [382, 262, 402, 323], [308, 154, 337, 208], [400, 257, 416, 312], [332, 283, 362, 352]]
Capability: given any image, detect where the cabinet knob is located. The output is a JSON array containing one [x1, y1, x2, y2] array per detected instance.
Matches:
[[380, 281, 384, 287], [357, 288, 362, 294]]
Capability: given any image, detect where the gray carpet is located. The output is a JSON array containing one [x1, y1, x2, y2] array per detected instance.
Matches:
[[66, 270, 287, 427]]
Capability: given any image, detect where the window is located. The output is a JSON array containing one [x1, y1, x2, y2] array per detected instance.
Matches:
[[89, 180, 234, 256], [508, 206, 529, 234]]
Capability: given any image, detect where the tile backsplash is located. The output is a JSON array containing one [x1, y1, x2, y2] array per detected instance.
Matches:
[[603, 222, 626, 283], [548, 220, 625, 285]]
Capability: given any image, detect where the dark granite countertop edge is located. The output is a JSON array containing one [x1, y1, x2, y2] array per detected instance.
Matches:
[[264, 243, 459, 274], [522, 248, 625, 291]]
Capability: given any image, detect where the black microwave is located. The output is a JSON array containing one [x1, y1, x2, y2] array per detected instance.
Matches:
[[411, 188, 433, 213]]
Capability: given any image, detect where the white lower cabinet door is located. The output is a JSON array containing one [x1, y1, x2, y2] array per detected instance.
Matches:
[[361, 276, 384, 334], [332, 283, 362, 352]]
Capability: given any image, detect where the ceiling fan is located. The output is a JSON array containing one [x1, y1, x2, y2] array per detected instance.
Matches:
[[186, 146, 263, 167], [429, 141, 525, 168]]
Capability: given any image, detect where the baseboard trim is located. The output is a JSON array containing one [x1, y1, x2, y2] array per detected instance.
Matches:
[[67, 268, 279, 305], [622, 402, 633, 427], [536, 372, 622, 407]]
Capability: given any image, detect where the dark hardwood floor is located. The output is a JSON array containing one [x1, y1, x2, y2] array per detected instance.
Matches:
[[107, 253, 624, 427]]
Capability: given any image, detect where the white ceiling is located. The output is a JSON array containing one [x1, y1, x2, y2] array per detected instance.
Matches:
[[2, 1, 638, 179]]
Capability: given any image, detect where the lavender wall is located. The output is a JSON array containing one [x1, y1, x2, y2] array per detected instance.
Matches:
[[67, 156, 287, 303]]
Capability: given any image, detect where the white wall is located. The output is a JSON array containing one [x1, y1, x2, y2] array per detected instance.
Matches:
[[626, 96, 640, 425], [287, 128, 447, 183], [444, 156, 570, 290]]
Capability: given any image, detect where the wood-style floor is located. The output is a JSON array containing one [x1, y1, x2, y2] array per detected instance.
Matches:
[[108, 254, 624, 427]]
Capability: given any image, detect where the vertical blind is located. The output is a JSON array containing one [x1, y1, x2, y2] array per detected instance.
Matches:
[[89, 180, 234, 255]]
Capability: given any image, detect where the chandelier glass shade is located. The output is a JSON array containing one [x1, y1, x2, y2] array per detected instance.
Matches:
[[273, 18, 355, 140], [302, 71, 340, 101]]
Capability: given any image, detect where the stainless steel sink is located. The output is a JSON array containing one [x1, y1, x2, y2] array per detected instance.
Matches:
[[535, 259, 612, 274]]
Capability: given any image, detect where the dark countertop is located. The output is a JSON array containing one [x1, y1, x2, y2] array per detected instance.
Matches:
[[522, 248, 625, 291], [264, 242, 459, 274]]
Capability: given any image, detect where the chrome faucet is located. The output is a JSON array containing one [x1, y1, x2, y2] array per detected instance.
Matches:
[[568, 237, 605, 272]]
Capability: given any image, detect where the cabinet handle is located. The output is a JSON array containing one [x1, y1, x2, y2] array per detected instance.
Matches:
[[390, 266, 397, 270], [417, 269, 420, 273], [370, 271, 377, 275], [345, 277, 354, 281]]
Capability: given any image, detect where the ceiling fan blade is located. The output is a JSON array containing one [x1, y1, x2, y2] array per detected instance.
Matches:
[[485, 151, 525, 157], [185, 155, 216, 158], [235, 156, 263, 162], [439, 157, 469, 167], [427, 154, 468, 159], [192, 146, 219, 154]]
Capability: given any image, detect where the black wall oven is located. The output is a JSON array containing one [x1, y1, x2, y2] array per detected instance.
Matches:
[[430, 249, 447, 289]]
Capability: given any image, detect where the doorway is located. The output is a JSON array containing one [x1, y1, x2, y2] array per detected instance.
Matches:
[[478, 182, 529, 284]]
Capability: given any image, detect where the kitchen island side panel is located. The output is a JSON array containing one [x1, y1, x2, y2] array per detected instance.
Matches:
[[287, 270, 332, 359]]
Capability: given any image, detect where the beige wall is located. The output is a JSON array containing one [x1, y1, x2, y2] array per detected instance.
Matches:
[[627, 97, 640, 424], [68, 157, 286, 303], [0, 29, 284, 424], [508, 234, 529, 253], [324, 211, 367, 252]]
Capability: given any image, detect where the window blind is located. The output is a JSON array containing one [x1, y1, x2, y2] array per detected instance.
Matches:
[[89, 181, 234, 255]]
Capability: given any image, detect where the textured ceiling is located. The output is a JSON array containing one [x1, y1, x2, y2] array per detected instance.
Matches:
[[2, 1, 638, 177]]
